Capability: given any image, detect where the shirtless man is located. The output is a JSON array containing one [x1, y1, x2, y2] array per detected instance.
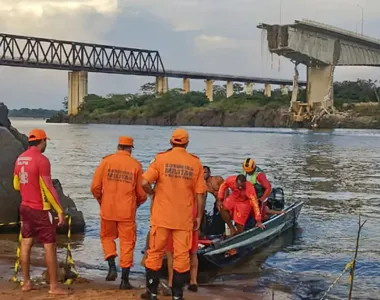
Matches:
[[203, 166, 224, 211]]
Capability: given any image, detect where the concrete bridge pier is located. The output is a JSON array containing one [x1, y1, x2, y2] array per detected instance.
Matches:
[[226, 81, 233, 98], [307, 64, 334, 110], [205, 80, 214, 101], [245, 82, 255, 95], [68, 71, 88, 116], [183, 78, 190, 93], [155, 76, 168, 94], [264, 83, 272, 97]]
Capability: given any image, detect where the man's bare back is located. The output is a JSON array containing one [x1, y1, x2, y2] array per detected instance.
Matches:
[[206, 176, 224, 198], [203, 166, 224, 200]]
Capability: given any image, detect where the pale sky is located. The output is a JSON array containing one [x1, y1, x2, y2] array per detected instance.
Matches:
[[1, 0, 380, 109]]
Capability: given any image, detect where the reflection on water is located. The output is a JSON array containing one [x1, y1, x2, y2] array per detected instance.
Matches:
[[2, 119, 380, 299]]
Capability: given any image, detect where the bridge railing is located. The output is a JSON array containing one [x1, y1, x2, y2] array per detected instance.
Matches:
[[0, 33, 165, 75]]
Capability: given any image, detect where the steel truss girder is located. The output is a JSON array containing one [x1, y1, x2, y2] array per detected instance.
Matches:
[[0, 33, 165, 75]]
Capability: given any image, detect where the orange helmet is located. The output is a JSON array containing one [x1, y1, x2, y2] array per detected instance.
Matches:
[[242, 158, 256, 172]]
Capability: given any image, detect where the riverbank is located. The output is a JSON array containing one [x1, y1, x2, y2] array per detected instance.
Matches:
[[0, 259, 291, 300], [0, 279, 292, 300], [47, 103, 380, 129]]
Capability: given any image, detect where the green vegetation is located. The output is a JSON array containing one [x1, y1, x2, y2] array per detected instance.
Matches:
[[75, 82, 293, 120], [334, 79, 380, 108], [9, 108, 61, 118], [49, 79, 380, 122]]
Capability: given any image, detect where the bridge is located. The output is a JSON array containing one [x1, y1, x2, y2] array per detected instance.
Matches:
[[0, 33, 304, 115], [258, 19, 380, 123]]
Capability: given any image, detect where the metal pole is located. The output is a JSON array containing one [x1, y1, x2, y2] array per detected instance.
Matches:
[[357, 4, 363, 35], [280, 0, 282, 25]]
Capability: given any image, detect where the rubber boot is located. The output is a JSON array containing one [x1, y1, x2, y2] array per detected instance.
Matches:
[[172, 270, 189, 300], [141, 268, 160, 300], [120, 268, 133, 290], [105, 256, 118, 281]]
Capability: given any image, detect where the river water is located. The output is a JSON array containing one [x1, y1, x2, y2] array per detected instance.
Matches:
[[4, 118, 380, 300]]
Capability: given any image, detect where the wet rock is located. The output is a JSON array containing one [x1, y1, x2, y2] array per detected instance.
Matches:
[[0, 103, 11, 128], [42, 262, 78, 283], [0, 103, 85, 233]]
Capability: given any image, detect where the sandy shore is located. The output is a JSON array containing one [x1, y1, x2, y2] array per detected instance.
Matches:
[[0, 238, 291, 300], [0, 278, 292, 300], [0, 259, 292, 300]]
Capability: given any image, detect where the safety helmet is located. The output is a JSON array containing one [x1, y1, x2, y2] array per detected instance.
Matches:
[[242, 158, 256, 172]]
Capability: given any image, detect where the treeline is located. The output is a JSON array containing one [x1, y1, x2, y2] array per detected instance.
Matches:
[[9, 108, 61, 118], [73, 82, 296, 120], [53, 79, 380, 120]]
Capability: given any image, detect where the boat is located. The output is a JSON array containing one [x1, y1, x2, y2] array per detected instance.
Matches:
[[158, 188, 304, 274], [196, 200, 304, 271]]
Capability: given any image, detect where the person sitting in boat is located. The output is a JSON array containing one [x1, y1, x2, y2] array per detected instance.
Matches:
[[217, 174, 265, 236], [242, 158, 272, 205]]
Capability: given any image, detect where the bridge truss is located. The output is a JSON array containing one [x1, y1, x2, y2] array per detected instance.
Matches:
[[0, 33, 165, 75]]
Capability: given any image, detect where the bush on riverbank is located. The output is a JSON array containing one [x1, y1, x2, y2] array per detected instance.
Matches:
[[45, 79, 380, 126], [77, 85, 292, 120]]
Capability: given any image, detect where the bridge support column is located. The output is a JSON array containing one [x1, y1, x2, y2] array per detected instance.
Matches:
[[226, 81, 233, 98], [281, 85, 289, 95], [307, 65, 334, 109], [205, 80, 214, 101], [264, 83, 271, 97], [183, 78, 190, 93], [155, 76, 169, 94], [68, 71, 88, 116], [245, 83, 255, 95]]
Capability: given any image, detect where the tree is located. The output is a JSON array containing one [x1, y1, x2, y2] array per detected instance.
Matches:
[[139, 82, 156, 95], [233, 83, 244, 94], [213, 85, 226, 101], [62, 96, 68, 112]]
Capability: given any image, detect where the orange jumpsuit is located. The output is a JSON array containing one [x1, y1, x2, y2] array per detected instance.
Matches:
[[143, 148, 206, 273], [218, 175, 262, 226], [91, 150, 147, 268]]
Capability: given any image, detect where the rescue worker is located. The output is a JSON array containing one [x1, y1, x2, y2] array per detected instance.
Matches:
[[166, 199, 199, 293], [217, 174, 264, 236], [90, 136, 147, 289], [242, 158, 272, 204], [141, 128, 206, 300], [13, 129, 69, 295]]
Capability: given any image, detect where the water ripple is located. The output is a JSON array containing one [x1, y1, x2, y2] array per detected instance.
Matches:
[[6, 119, 380, 299]]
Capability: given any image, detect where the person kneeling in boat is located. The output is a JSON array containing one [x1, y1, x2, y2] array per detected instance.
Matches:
[[217, 174, 264, 236]]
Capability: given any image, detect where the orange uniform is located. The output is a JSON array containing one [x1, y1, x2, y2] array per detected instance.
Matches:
[[91, 136, 147, 269], [218, 175, 261, 226], [143, 131, 206, 274]]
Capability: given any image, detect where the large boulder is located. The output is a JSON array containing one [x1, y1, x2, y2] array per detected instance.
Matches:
[[0, 103, 85, 233]]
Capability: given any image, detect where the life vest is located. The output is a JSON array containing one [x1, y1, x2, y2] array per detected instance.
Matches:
[[244, 166, 265, 198]]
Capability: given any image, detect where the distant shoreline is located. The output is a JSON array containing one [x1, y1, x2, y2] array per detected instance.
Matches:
[[46, 107, 380, 130]]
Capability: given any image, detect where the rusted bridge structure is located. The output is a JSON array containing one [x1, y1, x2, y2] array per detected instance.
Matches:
[[0, 33, 303, 115]]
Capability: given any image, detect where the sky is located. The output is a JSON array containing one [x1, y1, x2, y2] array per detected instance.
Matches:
[[1, 0, 380, 109]]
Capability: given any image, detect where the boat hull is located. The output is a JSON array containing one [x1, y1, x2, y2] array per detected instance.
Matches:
[[197, 201, 304, 271]]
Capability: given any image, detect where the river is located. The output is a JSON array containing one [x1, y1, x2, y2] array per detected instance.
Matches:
[[4, 118, 380, 300]]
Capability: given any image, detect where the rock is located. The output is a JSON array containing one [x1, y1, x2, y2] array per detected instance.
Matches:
[[0, 103, 85, 233], [46, 112, 69, 123], [42, 262, 78, 283], [0, 103, 11, 128]]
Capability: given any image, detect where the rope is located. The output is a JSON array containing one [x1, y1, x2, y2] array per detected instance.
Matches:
[[0, 215, 79, 285], [64, 216, 79, 285], [319, 260, 355, 300]]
